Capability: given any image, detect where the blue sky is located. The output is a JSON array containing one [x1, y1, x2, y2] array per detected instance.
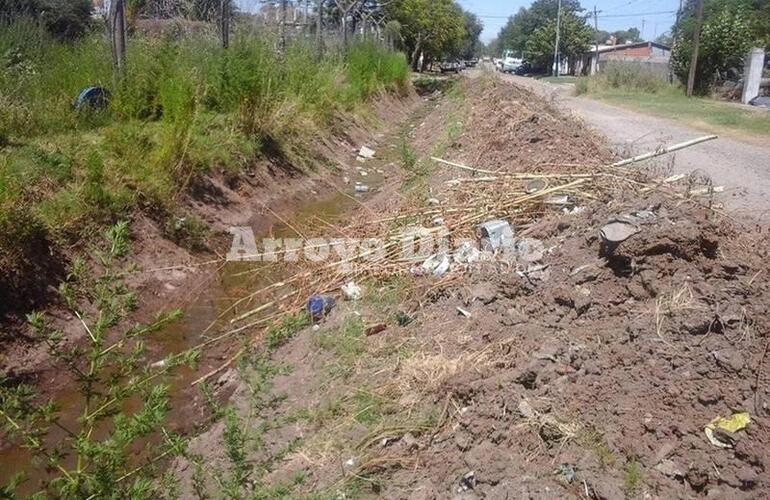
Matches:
[[233, 0, 680, 45], [456, 0, 681, 43]]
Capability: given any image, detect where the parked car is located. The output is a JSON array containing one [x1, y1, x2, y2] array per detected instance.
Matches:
[[439, 60, 463, 73], [465, 58, 479, 68], [514, 62, 532, 76]]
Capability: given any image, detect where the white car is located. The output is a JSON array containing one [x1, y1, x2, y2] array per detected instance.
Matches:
[[501, 57, 522, 73]]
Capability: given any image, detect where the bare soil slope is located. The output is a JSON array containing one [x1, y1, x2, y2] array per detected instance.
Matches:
[[172, 77, 770, 499]]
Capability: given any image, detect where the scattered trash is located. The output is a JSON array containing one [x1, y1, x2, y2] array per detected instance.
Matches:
[[312, 324, 320, 332], [344, 457, 357, 469], [705, 412, 751, 448], [543, 194, 571, 206], [358, 145, 375, 160], [427, 197, 441, 205], [354, 183, 370, 193], [359, 170, 368, 177], [458, 471, 476, 491], [73, 86, 110, 110], [564, 206, 586, 216], [396, 311, 414, 326], [517, 399, 537, 419], [456, 306, 471, 318], [418, 253, 450, 277], [432, 217, 444, 227], [341, 281, 362, 301], [342, 176, 350, 184], [554, 463, 577, 483], [749, 96, 770, 108], [306, 294, 335, 322], [380, 436, 398, 447], [453, 241, 482, 264], [600, 219, 640, 244], [478, 219, 514, 252], [150, 359, 167, 369], [526, 179, 547, 193], [364, 323, 387, 336], [630, 210, 656, 220]]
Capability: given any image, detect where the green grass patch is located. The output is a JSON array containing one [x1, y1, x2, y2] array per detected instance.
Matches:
[[352, 390, 390, 426], [0, 22, 411, 288], [265, 311, 311, 352], [623, 459, 643, 496], [579, 429, 617, 469], [537, 75, 578, 84], [575, 63, 770, 138], [315, 315, 365, 379]]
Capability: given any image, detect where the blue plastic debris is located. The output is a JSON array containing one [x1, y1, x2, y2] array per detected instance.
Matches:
[[73, 87, 110, 111], [307, 294, 335, 321]]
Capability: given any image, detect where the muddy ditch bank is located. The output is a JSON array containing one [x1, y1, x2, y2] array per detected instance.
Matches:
[[0, 87, 436, 493], [167, 76, 770, 499]]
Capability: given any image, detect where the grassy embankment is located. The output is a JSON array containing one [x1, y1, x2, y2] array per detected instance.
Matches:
[[575, 63, 770, 138], [0, 20, 409, 314]]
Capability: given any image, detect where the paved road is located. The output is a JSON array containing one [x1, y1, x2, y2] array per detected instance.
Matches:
[[502, 73, 770, 221]]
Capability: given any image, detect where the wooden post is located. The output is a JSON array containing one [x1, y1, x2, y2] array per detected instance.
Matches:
[[686, 0, 704, 97], [316, 0, 325, 56], [279, 0, 288, 53], [110, 0, 126, 74], [593, 5, 600, 75], [220, 0, 230, 49]]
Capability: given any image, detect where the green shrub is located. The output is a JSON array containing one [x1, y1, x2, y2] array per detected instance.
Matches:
[[600, 62, 666, 93], [578, 62, 667, 95], [574, 77, 589, 95]]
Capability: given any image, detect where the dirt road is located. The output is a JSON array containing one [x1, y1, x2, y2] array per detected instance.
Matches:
[[502, 73, 770, 221]]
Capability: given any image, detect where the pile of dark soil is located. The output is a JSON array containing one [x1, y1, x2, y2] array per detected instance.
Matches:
[[381, 193, 770, 499]]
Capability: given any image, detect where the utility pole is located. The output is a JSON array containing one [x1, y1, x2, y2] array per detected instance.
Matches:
[[279, 0, 288, 53], [641, 18, 645, 38], [220, 0, 230, 49], [109, 0, 126, 75], [686, 0, 704, 97], [316, 0, 325, 56], [593, 5, 599, 75], [553, 0, 562, 77]]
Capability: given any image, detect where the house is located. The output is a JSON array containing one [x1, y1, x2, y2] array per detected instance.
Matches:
[[577, 41, 671, 77]]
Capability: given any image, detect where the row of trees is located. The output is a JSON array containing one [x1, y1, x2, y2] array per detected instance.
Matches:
[[384, 0, 482, 71], [671, 0, 770, 93], [2, 0, 484, 70], [488, 0, 592, 72]]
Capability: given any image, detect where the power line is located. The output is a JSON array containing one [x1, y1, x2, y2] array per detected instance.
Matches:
[[599, 10, 676, 18], [473, 9, 675, 20]]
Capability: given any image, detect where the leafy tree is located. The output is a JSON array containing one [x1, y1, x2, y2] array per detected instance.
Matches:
[[497, 0, 584, 54], [385, 0, 467, 70], [593, 27, 643, 45], [671, 0, 756, 92], [461, 11, 483, 59], [0, 0, 93, 40], [524, 9, 592, 72], [655, 32, 673, 46]]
